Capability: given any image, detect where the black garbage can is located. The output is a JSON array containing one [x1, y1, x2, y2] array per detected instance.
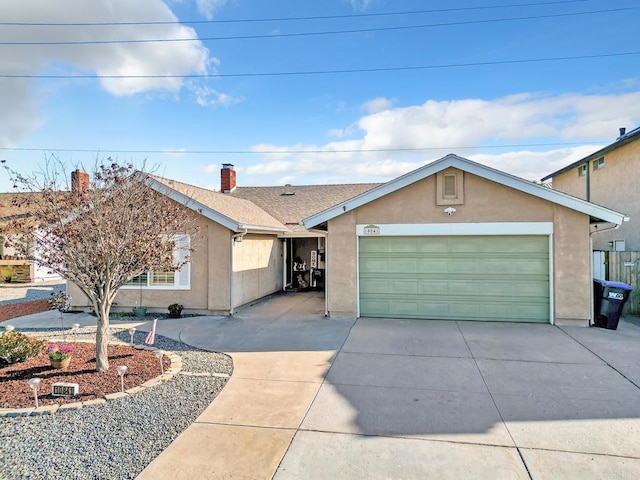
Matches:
[[593, 279, 632, 330]]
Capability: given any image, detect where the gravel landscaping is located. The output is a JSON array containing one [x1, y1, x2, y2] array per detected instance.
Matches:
[[0, 327, 233, 480]]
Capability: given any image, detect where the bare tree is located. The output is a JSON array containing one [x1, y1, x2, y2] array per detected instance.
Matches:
[[3, 158, 196, 371]]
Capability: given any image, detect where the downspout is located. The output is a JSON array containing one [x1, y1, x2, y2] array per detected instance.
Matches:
[[229, 228, 248, 315], [585, 162, 590, 202]]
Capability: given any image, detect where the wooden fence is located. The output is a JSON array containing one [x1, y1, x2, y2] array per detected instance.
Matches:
[[608, 251, 640, 316]]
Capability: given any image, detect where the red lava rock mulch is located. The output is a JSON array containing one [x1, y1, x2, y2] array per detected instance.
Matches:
[[0, 298, 51, 322], [0, 342, 171, 409]]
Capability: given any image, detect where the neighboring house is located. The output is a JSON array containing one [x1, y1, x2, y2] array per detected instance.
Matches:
[[0, 192, 63, 283], [66, 155, 624, 326], [541, 126, 640, 251]]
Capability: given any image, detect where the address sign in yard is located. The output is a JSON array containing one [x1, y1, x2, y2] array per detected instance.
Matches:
[[52, 382, 79, 397]]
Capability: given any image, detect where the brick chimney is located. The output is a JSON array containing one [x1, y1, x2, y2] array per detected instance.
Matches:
[[71, 169, 90, 197], [221, 164, 236, 193]]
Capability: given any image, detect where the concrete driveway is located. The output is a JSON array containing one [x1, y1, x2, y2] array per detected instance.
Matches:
[[133, 291, 640, 479], [5, 291, 640, 478]]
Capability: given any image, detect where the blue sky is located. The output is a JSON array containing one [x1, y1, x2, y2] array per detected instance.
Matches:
[[1, 0, 639, 191]]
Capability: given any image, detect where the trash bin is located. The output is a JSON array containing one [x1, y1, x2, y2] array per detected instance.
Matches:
[[593, 279, 632, 330]]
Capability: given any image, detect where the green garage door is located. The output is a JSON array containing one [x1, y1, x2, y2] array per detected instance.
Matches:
[[359, 235, 550, 322]]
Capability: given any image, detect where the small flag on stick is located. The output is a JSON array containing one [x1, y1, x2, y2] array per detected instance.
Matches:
[[144, 319, 157, 345]]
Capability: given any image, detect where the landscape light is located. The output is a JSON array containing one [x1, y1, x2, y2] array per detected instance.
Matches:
[[128, 327, 136, 346], [71, 323, 80, 342], [28, 378, 42, 408], [116, 365, 128, 393], [154, 350, 165, 375]]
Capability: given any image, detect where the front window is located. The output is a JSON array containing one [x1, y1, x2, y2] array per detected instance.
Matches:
[[122, 234, 190, 290], [578, 164, 587, 177]]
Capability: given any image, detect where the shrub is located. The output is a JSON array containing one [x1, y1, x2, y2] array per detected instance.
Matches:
[[0, 330, 47, 365], [168, 303, 183, 318], [0, 266, 15, 283]]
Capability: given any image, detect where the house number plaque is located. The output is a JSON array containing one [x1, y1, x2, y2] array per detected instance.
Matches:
[[52, 382, 79, 397], [363, 225, 381, 236]]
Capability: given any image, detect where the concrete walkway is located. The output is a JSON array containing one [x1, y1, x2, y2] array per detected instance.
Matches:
[[4, 294, 640, 479]]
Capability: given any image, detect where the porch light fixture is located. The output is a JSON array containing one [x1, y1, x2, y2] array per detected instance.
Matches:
[[116, 365, 128, 393], [444, 207, 457, 216], [28, 378, 42, 408]]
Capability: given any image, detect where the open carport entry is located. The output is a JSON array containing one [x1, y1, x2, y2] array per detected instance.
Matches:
[[284, 236, 326, 292]]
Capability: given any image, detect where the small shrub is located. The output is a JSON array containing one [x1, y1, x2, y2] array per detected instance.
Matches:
[[0, 266, 15, 283], [0, 331, 47, 365], [168, 303, 183, 318]]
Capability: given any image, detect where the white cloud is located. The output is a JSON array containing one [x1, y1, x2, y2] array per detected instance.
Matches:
[[0, 0, 235, 147], [245, 91, 640, 184], [362, 97, 394, 113], [195, 0, 229, 19], [192, 85, 244, 107], [348, 0, 376, 11]]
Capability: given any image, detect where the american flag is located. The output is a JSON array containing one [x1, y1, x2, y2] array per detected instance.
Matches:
[[144, 319, 157, 345]]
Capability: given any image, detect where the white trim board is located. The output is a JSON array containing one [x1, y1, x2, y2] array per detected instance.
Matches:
[[356, 222, 554, 236], [303, 154, 626, 228]]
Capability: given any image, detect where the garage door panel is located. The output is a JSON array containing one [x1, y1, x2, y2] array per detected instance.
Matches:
[[359, 235, 550, 323]]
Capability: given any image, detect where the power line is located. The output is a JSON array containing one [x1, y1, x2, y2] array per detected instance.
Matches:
[[0, 0, 589, 26], [2, 51, 638, 79], [0, 7, 631, 45], [0, 142, 605, 155]]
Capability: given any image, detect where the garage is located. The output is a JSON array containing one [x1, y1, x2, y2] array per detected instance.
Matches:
[[359, 235, 550, 322], [302, 154, 626, 326]]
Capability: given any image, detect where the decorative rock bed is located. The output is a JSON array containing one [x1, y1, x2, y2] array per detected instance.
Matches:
[[0, 327, 233, 480]]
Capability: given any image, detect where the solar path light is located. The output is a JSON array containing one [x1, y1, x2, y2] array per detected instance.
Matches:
[[116, 365, 128, 393]]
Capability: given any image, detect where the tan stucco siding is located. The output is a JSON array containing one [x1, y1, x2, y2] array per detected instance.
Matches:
[[552, 206, 591, 324], [326, 170, 592, 325], [327, 211, 358, 317], [355, 171, 554, 224], [68, 213, 231, 314], [207, 221, 232, 312], [553, 140, 640, 250], [231, 234, 283, 310]]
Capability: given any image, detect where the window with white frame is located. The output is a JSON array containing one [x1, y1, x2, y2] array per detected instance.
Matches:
[[578, 164, 587, 177], [123, 234, 190, 289], [593, 157, 605, 171]]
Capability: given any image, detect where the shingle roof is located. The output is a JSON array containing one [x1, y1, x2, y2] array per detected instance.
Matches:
[[149, 176, 287, 231], [231, 183, 381, 226]]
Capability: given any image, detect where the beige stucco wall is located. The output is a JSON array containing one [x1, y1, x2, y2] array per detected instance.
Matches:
[[231, 234, 283, 310], [327, 169, 592, 325], [552, 139, 640, 250], [68, 216, 284, 315]]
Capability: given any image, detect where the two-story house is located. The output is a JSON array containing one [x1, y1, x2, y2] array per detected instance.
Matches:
[[542, 126, 640, 252]]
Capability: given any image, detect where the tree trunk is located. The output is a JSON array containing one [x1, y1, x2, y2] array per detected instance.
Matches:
[[95, 302, 111, 372]]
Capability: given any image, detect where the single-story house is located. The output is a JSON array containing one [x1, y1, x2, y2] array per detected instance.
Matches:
[[67, 154, 625, 326]]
